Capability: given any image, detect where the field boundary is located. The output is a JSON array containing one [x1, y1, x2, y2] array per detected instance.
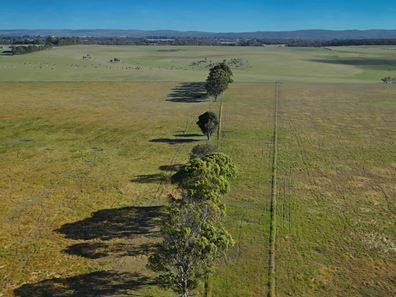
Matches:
[[268, 82, 280, 297]]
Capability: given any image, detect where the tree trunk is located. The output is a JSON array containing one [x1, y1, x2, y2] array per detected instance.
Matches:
[[204, 272, 210, 297], [181, 274, 189, 297]]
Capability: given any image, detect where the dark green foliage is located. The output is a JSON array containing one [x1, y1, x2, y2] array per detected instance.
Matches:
[[205, 62, 233, 101], [190, 144, 219, 159], [196, 112, 219, 140], [210, 62, 234, 83], [205, 68, 230, 101]]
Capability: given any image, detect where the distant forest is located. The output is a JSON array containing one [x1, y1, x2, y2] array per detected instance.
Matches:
[[1, 35, 396, 55]]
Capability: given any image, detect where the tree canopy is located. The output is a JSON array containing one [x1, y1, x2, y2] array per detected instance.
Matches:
[[210, 62, 234, 83], [205, 68, 230, 101], [196, 112, 219, 140], [149, 152, 236, 297], [148, 197, 233, 297]]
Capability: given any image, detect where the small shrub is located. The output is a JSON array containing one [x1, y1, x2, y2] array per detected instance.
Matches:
[[190, 144, 219, 159], [381, 76, 396, 84]]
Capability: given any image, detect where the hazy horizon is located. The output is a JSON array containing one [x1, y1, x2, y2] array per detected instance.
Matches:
[[1, 28, 396, 33]]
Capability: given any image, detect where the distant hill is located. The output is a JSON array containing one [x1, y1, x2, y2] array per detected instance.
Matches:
[[1, 29, 396, 40]]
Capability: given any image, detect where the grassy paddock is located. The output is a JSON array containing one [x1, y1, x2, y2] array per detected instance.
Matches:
[[0, 82, 275, 297], [0, 45, 395, 297], [276, 83, 396, 297], [1, 45, 396, 82]]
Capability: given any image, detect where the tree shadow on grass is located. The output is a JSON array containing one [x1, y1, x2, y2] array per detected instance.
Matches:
[[130, 173, 169, 184], [14, 271, 154, 297], [150, 138, 200, 145], [64, 242, 157, 259], [57, 206, 163, 241], [173, 133, 202, 138], [167, 82, 208, 103], [159, 164, 183, 172], [309, 58, 396, 69]]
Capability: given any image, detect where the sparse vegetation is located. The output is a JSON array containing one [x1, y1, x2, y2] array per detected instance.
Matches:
[[190, 144, 219, 159], [191, 58, 248, 70], [381, 76, 396, 83], [82, 53, 92, 60]]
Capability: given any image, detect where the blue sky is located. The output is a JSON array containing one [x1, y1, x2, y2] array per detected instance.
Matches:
[[0, 0, 395, 32]]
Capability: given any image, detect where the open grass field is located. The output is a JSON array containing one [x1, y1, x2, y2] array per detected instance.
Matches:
[[1, 45, 396, 82], [276, 83, 396, 297], [0, 45, 395, 297]]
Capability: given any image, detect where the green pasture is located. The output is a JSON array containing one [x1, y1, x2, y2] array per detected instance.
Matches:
[[0, 45, 395, 297], [1, 45, 396, 82]]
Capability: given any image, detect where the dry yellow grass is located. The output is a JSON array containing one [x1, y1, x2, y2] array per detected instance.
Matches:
[[0, 57, 395, 296]]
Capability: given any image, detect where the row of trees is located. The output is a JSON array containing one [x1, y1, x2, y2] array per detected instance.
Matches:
[[149, 146, 236, 297], [149, 63, 234, 296]]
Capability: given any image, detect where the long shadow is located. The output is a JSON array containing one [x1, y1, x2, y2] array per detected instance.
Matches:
[[64, 242, 157, 259], [57, 206, 163, 241], [310, 58, 396, 69], [167, 82, 208, 103], [173, 133, 203, 138], [159, 164, 183, 172], [130, 173, 168, 183], [14, 271, 153, 297], [150, 138, 200, 145]]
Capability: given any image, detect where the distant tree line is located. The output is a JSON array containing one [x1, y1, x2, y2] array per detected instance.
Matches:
[[285, 38, 396, 47], [1, 36, 81, 55], [45, 36, 80, 46], [2, 35, 396, 47], [8, 44, 51, 55], [0, 36, 80, 46]]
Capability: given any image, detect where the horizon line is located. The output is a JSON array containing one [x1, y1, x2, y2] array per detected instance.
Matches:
[[1, 28, 396, 33]]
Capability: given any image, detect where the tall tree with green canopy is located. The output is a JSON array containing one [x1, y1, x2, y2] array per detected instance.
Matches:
[[210, 61, 234, 83], [172, 152, 237, 212], [205, 68, 230, 101], [148, 197, 234, 297], [149, 152, 237, 297], [196, 112, 219, 140]]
